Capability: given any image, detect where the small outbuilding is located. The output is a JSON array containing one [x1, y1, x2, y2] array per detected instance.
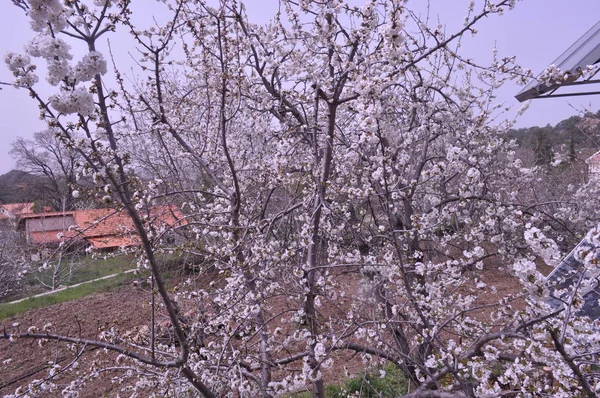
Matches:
[[19, 205, 187, 251]]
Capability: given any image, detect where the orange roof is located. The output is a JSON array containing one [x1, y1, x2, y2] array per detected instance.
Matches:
[[74, 208, 135, 239], [20, 210, 75, 219], [0, 202, 35, 219], [29, 230, 79, 245], [147, 205, 188, 229], [22, 205, 187, 249]]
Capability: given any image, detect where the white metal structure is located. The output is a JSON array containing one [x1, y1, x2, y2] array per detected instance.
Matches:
[[516, 20, 600, 102]]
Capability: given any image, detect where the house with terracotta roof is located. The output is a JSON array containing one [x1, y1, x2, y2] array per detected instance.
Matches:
[[19, 205, 187, 251], [0, 202, 35, 221], [22, 211, 78, 246], [586, 150, 600, 183]]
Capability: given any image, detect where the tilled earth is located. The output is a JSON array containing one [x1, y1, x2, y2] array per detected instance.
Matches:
[[0, 283, 153, 397], [0, 263, 537, 397]]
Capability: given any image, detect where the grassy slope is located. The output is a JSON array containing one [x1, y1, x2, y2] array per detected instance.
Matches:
[[0, 271, 139, 319], [1, 254, 139, 319]]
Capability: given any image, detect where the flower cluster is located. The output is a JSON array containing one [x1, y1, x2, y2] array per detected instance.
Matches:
[[4, 52, 38, 87], [524, 225, 562, 266], [539, 64, 569, 87], [49, 87, 95, 116], [28, 0, 66, 32], [25, 35, 74, 85], [27, 36, 72, 60], [74, 51, 107, 82]]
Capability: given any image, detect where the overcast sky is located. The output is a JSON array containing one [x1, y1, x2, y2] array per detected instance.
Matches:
[[1, 0, 600, 175]]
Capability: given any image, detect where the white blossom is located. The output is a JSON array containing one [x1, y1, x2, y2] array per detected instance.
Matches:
[[27, 0, 67, 32], [50, 87, 95, 116], [4, 52, 38, 87], [74, 51, 107, 82]]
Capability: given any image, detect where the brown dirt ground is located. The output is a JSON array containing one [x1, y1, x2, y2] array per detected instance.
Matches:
[[0, 283, 153, 397], [0, 261, 550, 397]]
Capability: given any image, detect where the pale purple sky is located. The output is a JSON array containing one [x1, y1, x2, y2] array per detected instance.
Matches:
[[1, 0, 600, 175]]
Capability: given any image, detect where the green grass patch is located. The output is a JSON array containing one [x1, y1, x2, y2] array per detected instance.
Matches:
[[64, 254, 135, 285], [287, 365, 407, 398], [5, 254, 137, 302], [0, 271, 138, 320], [326, 365, 407, 397]]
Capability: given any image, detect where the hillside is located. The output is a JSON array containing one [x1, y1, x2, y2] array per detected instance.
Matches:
[[506, 112, 600, 166], [0, 170, 46, 205]]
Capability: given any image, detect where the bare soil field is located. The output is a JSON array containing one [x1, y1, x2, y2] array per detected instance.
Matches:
[[0, 262, 549, 397], [1, 284, 152, 397]]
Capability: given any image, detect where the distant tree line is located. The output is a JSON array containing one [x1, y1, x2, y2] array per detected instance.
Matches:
[[506, 111, 600, 166]]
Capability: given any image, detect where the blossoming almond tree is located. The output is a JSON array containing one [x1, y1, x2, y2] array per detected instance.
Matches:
[[2, 0, 599, 397]]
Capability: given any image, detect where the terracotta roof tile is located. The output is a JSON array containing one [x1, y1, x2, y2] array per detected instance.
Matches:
[[0, 202, 35, 219], [29, 230, 79, 245], [74, 209, 136, 239], [146, 205, 188, 229], [21, 205, 186, 249], [20, 210, 76, 219]]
